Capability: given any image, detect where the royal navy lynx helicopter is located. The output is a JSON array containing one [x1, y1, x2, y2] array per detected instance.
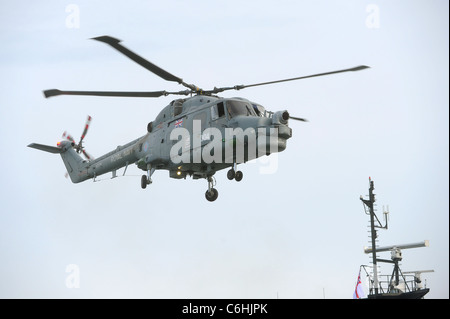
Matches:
[[28, 36, 369, 201]]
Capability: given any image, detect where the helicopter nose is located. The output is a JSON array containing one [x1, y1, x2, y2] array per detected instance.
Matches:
[[272, 110, 290, 125], [277, 125, 292, 140]]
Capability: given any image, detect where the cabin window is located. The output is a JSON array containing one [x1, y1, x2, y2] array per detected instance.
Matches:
[[211, 106, 218, 120], [174, 105, 183, 116], [227, 100, 256, 118], [171, 99, 185, 117], [217, 102, 225, 117], [252, 103, 267, 117], [211, 102, 225, 121]]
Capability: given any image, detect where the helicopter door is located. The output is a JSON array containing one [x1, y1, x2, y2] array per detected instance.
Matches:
[[210, 102, 227, 126], [191, 111, 209, 162]]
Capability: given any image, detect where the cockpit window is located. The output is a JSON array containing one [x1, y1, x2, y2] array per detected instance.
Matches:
[[226, 100, 257, 118], [252, 103, 267, 117]]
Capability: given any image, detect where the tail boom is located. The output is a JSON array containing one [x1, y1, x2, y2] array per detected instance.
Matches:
[[28, 138, 144, 183]]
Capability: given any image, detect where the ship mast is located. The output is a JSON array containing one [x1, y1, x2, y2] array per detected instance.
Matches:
[[359, 178, 432, 298], [360, 177, 388, 297]]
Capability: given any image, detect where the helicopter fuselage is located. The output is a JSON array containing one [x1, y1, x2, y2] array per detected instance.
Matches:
[[63, 95, 292, 184]]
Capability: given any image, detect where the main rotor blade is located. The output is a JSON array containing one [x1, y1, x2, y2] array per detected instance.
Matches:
[[209, 65, 370, 93], [91, 36, 199, 91], [44, 89, 171, 98]]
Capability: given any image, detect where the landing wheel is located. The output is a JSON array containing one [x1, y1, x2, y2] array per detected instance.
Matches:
[[235, 170, 243, 182], [205, 188, 219, 202], [141, 175, 147, 189], [227, 169, 235, 180]]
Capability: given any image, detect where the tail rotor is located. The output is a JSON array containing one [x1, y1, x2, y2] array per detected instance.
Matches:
[[62, 115, 94, 161]]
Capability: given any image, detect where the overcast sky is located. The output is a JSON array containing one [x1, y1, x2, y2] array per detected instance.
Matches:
[[0, 0, 448, 299]]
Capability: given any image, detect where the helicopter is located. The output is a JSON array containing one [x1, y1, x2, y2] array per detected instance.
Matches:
[[28, 36, 369, 201]]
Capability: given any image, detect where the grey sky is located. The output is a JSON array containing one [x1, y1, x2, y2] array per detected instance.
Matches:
[[0, 0, 448, 298]]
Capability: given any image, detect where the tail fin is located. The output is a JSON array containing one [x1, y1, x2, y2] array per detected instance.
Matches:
[[28, 141, 86, 183], [28, 143, 63, 154]]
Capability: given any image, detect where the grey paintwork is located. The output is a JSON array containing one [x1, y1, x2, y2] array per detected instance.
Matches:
[[28, 96, 292, 185]]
